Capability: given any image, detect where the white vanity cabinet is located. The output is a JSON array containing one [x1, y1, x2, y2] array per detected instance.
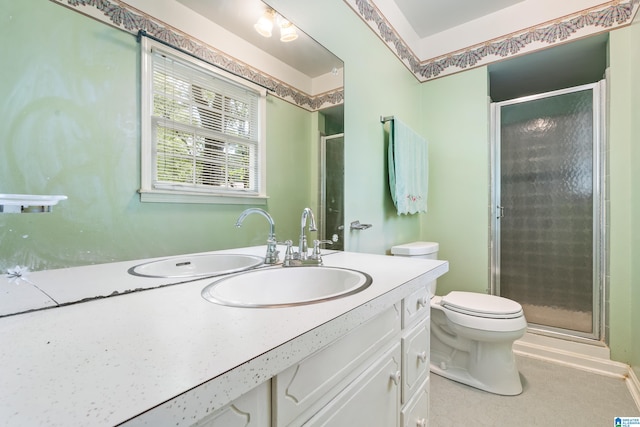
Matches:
[[194, 381, 271, 427], [125, 288, 432, 427], [402, 285, 430, 327], [303, 343, 402, 426], [272, 304, 402, 427], [271, 285, 431, 427], [0, 249, 447, 426], [187, 287, 431, 427], [401, 379, 429, 427], [400, 286, 431, 427], [402, 317, 430, 402]]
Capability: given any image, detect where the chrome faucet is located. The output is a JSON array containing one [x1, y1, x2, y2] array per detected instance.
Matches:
[[283, 207, 321, 267], [235, 208, 279, 264], [298, 207, 317, 261]]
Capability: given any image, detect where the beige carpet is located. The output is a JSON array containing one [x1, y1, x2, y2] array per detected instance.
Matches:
[[430, 355, 639, 426]]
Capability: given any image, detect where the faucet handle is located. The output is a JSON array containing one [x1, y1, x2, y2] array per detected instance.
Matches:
[[265, 236, 280, 264], [278, 240, 295, 266], [312, 239, 333, 259], [278, 240, 293, 260]]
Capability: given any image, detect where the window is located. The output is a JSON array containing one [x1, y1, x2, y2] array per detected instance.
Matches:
[[140, 37, 266, 203]]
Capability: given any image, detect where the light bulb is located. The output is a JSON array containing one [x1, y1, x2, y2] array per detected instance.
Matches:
[[254, 9, 275, 38], [279, 21, 298, 42]]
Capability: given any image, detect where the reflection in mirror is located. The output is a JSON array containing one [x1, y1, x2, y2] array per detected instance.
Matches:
[[2, 0, 344, 279], [1, 0, 345, 317], [320, 133, 345, 251], [177, 0, 343, 82], [177, 0, 346, 249]]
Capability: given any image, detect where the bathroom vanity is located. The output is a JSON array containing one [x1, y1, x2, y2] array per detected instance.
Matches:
[[0, 249, 447, 426]]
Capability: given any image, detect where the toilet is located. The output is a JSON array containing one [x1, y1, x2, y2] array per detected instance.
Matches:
[[391, 242, 527, 396]]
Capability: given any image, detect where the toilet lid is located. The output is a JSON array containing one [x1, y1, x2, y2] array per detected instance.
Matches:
[[441, 291, 523, 319]]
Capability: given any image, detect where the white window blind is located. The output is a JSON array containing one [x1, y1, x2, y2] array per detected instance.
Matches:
[[140, 38, 266, 202]]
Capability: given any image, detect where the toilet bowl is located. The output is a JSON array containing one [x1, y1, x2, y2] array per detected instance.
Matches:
[[391, 242, 527, 396], [430, 292, 526, 395]]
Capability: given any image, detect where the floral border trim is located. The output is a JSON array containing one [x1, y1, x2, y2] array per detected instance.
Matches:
[[50, 0, 343, 111], [347, 0, 640, 81]]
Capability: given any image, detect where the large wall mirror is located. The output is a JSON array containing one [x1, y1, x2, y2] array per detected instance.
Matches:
[[1, 1, 344, 278], [177, 0, 346, 248]]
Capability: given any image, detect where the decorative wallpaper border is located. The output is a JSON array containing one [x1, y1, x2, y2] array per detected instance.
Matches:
[[50, 0, 344, 111], [346, 0, 640, 82]]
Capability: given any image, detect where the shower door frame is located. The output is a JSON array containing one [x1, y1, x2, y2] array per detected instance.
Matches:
[[319, 132, 345, 250], [490, 82, 607, 343]]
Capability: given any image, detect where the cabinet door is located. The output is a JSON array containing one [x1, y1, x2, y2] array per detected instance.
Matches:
[[195, 381, 270, 427], [402, 318, 429, 403], [274, 305, 400, 426], [303, 343, 401, 427], [401, 377, 429, 427]]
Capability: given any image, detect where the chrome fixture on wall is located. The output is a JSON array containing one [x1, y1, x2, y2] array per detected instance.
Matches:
[[350, 220, 372, 231]]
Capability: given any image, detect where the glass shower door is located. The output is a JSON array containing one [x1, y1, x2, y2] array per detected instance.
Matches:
[[493, 83, 603, 340], [320, 133, 344, 250]]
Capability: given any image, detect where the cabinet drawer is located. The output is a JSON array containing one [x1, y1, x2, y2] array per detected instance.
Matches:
[[402, 317, 429, 403], [402, 286, 430, 328], [401, 377, 429, 427], [274, 304, 401, 427], [304, 342, 402, 427]]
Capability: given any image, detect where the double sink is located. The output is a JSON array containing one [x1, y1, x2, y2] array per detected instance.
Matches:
[[130, 253, 372, 308]]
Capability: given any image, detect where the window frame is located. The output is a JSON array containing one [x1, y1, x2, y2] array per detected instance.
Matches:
[[139, 37, 267, 204]]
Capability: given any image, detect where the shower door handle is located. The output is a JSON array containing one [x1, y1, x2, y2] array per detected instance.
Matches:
[[497, 205, 505, 219]]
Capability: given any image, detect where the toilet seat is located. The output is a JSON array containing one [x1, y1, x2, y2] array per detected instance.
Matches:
[[432, 292, 527, 333], [441, 291, 523, 319]]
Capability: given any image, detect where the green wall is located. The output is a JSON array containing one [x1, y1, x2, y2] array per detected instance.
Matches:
[[278, 0, 638, 366], [3, 0, 638, 370], [270, 1, 640, 370], [269, 0, 424, 255], [419, 68, 490, 296], [412, 24, 640, 367], [609, 20, 640, 371], [411, 25, 640, 366], [632, 18, 640, 382], [630, 18, 640, 386], [0, 0, 314, 271]]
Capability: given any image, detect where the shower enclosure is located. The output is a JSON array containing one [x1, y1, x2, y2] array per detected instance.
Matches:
[[491, 83, 605, 341], [319, 133, 344, 251]]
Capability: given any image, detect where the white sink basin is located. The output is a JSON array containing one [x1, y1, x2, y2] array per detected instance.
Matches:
[[201, 266, 372, 308], [129, 253, 264, 278]]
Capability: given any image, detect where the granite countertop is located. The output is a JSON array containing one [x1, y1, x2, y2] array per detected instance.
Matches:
[[0, 248, 448, 426]]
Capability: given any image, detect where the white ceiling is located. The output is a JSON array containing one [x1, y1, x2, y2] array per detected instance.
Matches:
[[176, 0, 539, 77], [394, 0, 525, 38], [391, 0, 607, 99], [177, 0, 343, 78], [177, 0, 609, 100]]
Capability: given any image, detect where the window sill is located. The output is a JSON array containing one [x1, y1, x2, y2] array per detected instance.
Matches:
[[139, 189, 268, 205]]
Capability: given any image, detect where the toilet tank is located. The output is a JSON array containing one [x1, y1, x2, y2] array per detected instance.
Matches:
[[390, 242, 439, 259], [391, 242, 439, 295]]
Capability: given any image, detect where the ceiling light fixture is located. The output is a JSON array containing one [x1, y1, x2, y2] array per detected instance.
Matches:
[[254, 9, 298, 42], [254, 8, 275, 38], [279, 19, 298, 42]]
